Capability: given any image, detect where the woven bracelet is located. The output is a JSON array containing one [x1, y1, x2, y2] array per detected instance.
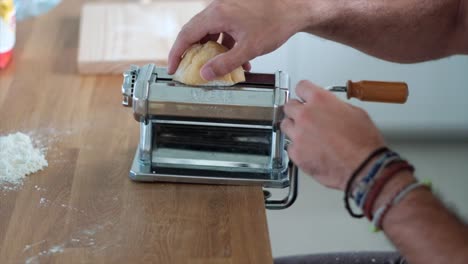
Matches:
[[357, 157, 402, 209], [354, 154, 401, 208], [344, 146, 389, 218]]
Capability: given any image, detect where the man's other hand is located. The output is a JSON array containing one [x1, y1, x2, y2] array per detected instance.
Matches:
[[281, 81, 385, 190], [168, 0, 307, 81]]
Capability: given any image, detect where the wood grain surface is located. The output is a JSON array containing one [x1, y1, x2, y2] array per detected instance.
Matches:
[[0, 1, 273, 263], [78, 1, 206, 74]]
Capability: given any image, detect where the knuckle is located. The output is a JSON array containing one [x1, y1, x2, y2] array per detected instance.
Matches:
[[179, 25, 192, 40], [309, 89, 326, 104], [295, 108, 310, 123], [250, 41, 264, 56], [280, 119, 289, 131], [242, 38, 263, 57], [210, 1, 227, 15]]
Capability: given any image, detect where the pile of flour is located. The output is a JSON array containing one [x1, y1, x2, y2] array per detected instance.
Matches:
[[0, 132, 48, 186]]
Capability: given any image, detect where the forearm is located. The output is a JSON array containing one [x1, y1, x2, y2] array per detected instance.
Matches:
[[375, 171, 468, 264], [300, 0, 468, 62], [282, 80, 468, 263]]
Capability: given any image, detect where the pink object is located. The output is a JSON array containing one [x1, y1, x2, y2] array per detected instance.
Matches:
[[0, 49, 13, 69]]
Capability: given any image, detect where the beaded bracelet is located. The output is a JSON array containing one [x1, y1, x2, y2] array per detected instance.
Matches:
[[371, 181, 432, 232], [344, 147, 390, 218]]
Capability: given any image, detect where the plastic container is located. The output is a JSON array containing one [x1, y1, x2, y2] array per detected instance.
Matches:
[[0, 0, 16, 69]]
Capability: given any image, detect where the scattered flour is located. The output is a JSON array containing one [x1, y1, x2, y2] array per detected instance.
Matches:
[[39, 197, 47, 205], [0, 132, 48, 188], [34, 185, 46, 191], [37, 196, 87, 215], [22, 240, 46, 253], [23, 221, 118, 264], [25, 244, 65, 264], [48, 245, 64, 254]]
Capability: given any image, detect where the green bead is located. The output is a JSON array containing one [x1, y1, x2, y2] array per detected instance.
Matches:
[[371, 225, 381, 233], [422, 180, 433, 189]]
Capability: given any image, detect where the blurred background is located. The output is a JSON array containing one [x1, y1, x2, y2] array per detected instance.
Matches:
[[252, 33, 468, 257]]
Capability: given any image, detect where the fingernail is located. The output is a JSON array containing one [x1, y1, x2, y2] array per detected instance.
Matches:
[[201, 67, 216, 81], [167, 62, 173, 73]]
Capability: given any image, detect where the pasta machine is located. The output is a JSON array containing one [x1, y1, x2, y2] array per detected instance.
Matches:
[[122, 64, 297, 209]]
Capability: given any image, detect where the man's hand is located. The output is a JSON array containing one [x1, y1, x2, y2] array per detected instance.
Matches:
[[168, 0, 309, 80], [281, 81, 385, 190]]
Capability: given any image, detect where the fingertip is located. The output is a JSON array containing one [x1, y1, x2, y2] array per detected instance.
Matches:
[[200, 65, 216, 81], [168, 46, 182, 74], [242, 62, 251, 72], [167, 57, 180, 74], [167, 60, 175, 74], [296, 80, 321, 101], [205, 46, 249, 80], [201, 55, 229, 80], [297, 80, 315, 89]]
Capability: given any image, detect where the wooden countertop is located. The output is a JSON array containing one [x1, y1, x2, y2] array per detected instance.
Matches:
[[0, 1, 273, 263]]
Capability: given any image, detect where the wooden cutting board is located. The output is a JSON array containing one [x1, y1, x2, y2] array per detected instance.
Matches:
[[78, 1, 206, 74]]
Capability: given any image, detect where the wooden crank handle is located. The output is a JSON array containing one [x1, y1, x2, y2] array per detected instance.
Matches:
[[347, 81, 409, 104]]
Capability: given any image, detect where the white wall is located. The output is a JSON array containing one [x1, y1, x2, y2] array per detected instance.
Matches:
[[253, 34, 468, 258], [251, 33, 468, 136]]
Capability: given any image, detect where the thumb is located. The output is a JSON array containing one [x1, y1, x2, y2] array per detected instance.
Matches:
[[200, 44, 250, 81], [296, 80, 330, 103]]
